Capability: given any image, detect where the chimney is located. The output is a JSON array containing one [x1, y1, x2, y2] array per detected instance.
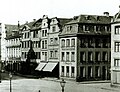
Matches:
[[25, 21, 28, 24], [103, 12, 109, 17], [33, 19, 36, 22]]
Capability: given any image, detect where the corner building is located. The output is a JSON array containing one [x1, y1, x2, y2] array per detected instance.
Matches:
[[111, 7, 120, 85], [59, 13, 112, 81]]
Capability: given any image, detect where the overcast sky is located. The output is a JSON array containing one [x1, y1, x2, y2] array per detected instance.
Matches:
[[0, 0, 119, 24]]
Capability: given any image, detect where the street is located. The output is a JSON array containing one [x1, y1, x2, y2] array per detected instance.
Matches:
[[0, 77, 120, 92]]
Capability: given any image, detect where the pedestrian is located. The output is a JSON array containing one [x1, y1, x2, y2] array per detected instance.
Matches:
[[38, 90, 40, 92]]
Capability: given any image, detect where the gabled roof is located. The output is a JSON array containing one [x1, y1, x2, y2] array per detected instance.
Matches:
[[20, 21, 36, 31], [112, 10, 120, 23]]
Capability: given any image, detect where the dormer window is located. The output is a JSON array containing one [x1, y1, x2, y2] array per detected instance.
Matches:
[[97, 16, 100, 21], [85, 25, 90, 31], [85, 16, 90, 20], [70, 26, 72, 30]]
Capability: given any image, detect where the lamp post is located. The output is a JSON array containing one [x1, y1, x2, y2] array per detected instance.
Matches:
[[60, 79, 66, 92], [9, 73, 12, 92]]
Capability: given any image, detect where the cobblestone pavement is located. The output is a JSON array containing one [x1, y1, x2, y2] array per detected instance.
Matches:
[[0, 78, 120, 92]]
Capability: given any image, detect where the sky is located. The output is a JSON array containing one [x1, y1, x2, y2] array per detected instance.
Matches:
[[0, 0, 119, 25]]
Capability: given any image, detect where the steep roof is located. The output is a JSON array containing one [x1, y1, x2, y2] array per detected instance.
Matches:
[[112, 10, 120, 23], [5, 24, 19, 38]]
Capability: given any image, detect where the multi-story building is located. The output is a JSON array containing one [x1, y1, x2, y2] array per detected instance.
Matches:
[[35, 16, 72, 77], [111, 7, 120, 85], [1, 24, 19, 72], [5, 28, 21, 72], [59, 13, 112, 81]]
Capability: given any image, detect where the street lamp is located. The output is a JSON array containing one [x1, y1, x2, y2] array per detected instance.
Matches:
[[9, 73, 12, 92], [60, 79, 66, 92]]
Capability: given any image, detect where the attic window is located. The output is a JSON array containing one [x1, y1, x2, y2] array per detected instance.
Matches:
[[85, 16, 90, 20], [97, 16, 100, 21]]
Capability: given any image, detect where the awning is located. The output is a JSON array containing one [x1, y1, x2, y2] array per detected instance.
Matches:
[[35, 62, 47, 71], [43, 62, 58, 72]]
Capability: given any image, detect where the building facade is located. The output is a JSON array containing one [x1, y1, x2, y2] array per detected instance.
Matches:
[[111, 8, 120, 85], [59, 13, 112, 81], [5, 30, 21, 72]]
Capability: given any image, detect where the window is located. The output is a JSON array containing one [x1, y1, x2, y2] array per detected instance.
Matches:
[[66, 66, 69, 77], [80, 52, 86, 62], [88, 52, 93, 61], [71, 67, 75, 77], [50, 38, 53, 45], [28, 41, 29, 48], [95, 39, 101, 48], [66, 52, 70, 61], [52, 26, 56, 32], [45, 30, 47, 36], [70, 26, 72, 30], [45, 40, 47, 49], [114, 59, 120, 67], [71, 52, 75, 61], [61, 39, 65, 47], [61, 52, 65, 61], [36, 31, 38, 37], [50, 51, 54, 58], [115, 26, 120, 34], [115, 42, 120, 52], [95, 52, 101, 61], [88, 66, 92, 77], [42, 41, 44, 49], [80, 38, 87, 48], [95, 66, 100, 77], [88, 38, 94, 47], [71, 39, 75, 46], [102, 52, 108, 61], [96, 25, 101, 32], [55, 50, 58, 58], [33, 31, 36, 38], [22, 42, 24, 48], [54, 38, 58, 45], [66, 39, 70, 47], [42, 30, 44, 37], [80, 67, 85, 77], [85, 25, 90, 31], [45, 52, 47, 60], [38, 41, 41, 48], [61, 66, 64, 76], [27, 32, 30, 38], [103, 38, 108, 48]]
